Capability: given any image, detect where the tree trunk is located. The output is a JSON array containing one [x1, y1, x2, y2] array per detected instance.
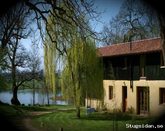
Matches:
[[76, 106, 80, 118], [45, 85, 49, 105], [158, 14, 165, 65], [11, 86, 20, 105], [32, 79, 35, 105], [11, 62, 20, 105]]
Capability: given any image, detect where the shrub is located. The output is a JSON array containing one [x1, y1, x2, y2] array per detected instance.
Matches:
[[127, 106, 135, 114]]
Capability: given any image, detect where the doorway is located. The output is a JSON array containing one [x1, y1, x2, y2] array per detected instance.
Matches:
[[122, 86, 127, 112], [137, 87, 149, 114]]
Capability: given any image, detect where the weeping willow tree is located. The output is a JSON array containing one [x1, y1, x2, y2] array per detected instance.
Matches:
[[43, 1, 103, 117], [44, 15, 57, 98], [44, 43, 56, 95], [43, 2, 80, 98], [61, 37, 104, 118]]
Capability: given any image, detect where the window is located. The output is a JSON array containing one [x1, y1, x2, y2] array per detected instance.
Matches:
[[109, 86, 113, 100], [159, 88, 165, 104]]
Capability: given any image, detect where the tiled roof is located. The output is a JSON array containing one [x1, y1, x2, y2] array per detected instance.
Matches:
[[98, 37, 162, 57]]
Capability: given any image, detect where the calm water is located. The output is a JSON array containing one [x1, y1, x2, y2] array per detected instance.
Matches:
[[0, 89, 67, 105]]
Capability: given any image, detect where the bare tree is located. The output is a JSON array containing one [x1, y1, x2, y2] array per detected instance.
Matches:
[[6, 41, 31, 105], [28, 35, 41, 105], [0, 2, 28, 49], [0, 3, 30, 76], [101, 16, 125, 45], [1, 4, 31, 105], [101, 0, 160, 45]]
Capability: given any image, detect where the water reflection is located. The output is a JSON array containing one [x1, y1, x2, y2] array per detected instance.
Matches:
[[0, 89, 67, 105]]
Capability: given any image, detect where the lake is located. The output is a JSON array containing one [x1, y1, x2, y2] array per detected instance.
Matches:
[[0, 89, 68, 105]]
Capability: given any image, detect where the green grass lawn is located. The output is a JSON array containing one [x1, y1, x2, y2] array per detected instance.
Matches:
[[0, 104, 155, 131], [0, 103, 26, 118], [30, 106, 153, 131]]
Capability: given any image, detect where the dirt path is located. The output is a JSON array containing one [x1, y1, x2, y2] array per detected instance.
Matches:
[[29, 111, 52, 116], [23, 118, 40, 131], [22, 111, 52, 131]]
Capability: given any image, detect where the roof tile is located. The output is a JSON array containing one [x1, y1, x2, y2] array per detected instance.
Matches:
[[98, 37, 161, 57]]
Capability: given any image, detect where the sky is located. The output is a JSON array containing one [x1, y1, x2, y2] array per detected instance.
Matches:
[[22, 0, 123, 69], [91, 0, 123, 32]]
